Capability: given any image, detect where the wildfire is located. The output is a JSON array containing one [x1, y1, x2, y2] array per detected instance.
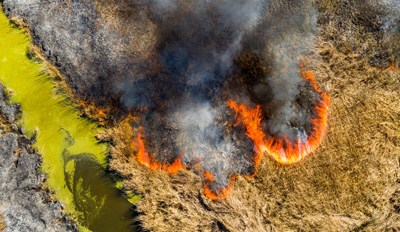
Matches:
[[375, 62, 400, 72], [228, 66, 330, 166], [204, 175, 237, 200], [131, 130, 240, 199], [131, 116, 140, 121], [226, 101, 265, 173], [203, 172, 216, 181], [132, 128, 187, 174], [131, 66, 329, 199], [390, 62, 399, 72]]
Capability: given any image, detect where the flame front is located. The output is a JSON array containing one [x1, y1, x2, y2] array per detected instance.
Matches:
[[375, 62, 399, 72], [390, 62, 400, 72], [202, 172, 216, 181], [228, 68, 330, 166], [132, 128, 187, 174], [131, 68, 330, 199], [226, 102, 265, 174], [203, 173, 237, 200], [132, 131, 238, 200]]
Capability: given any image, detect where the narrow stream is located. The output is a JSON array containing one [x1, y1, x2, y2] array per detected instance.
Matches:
[[0, 9, 138, 232]]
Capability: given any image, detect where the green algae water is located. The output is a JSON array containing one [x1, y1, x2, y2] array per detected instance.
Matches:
[[0, 9, 138, 232]]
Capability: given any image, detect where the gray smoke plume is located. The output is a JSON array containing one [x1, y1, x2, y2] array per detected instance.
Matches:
[[126, 0, 264, 192], [247, 0, 319, 141], [114, 0, 321, 194], [380, 0, 400, 63]]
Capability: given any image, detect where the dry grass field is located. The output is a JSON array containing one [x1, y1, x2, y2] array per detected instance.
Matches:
[[101, 0, 400, 231], [0, 215, 4, 231]]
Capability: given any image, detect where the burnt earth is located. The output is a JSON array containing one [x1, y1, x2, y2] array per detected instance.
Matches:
[[0, 85, 77, 232]]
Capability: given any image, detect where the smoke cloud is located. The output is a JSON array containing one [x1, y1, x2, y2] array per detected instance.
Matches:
[[380, 0, 400, 63], [115, 0, 322, 196]]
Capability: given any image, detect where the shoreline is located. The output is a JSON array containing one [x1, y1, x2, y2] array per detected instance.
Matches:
[[0, 5, 140, 231], [0, 84, 78, 231]]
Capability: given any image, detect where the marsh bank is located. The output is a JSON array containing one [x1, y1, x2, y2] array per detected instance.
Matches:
[[0, 6, 139, 232]]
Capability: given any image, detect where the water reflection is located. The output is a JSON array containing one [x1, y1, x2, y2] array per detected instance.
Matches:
[[60, 129, 137, 232]]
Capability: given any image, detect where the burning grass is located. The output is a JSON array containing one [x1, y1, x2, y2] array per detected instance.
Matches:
[[130, 126, 244, 200], [132, 128, 187, 174], [227, 67, 330, 166], [105, 0, 400, 231], [112, 48, 400, 231], [128, 62, 331, 200], [105, 51, 400, 231], [204, 176, 236, 201]]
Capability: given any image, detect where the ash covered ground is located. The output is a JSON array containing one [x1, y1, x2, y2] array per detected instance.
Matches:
[[0, 85, 77, 232]]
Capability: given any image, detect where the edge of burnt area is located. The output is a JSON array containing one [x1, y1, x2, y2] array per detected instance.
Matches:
[[226, 49, 322, 146], [128, 65, 257, 191], [0, 84, 78, 231], [0, 9, 142, 230]]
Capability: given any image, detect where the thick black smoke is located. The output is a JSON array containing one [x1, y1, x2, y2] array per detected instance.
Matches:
[[380, 0, 400, 63], [118, 0, 263, 191], [243, 0, 319, 142], [114, 0, 320, 192]]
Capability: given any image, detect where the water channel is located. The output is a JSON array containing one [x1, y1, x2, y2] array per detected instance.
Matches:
[[0, 9, 139, 232]]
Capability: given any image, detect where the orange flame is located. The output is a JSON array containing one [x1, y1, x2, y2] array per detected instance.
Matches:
[[204, 175, 237, 200], [226, 101, 265, 174], [132, 126, 235, 199], [375, 62, 400, 72], [131, 116, 140, 121], [203, 172, 216, 181], [131, 66, 329, 199], [390, 62, 400, 72], [132, 128, 187, 174], [228, 67, 330, 166], [131, 127, 238, 199]]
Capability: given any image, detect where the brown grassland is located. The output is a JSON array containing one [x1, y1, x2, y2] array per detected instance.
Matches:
[[100, 0, 400, 231]]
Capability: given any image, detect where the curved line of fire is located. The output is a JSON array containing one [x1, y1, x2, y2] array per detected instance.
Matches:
[[131, 66, 330, 200]]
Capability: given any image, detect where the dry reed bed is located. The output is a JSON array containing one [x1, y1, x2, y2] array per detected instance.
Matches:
[[0, 215, 4, 231], [103, 1, 400, 231]]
